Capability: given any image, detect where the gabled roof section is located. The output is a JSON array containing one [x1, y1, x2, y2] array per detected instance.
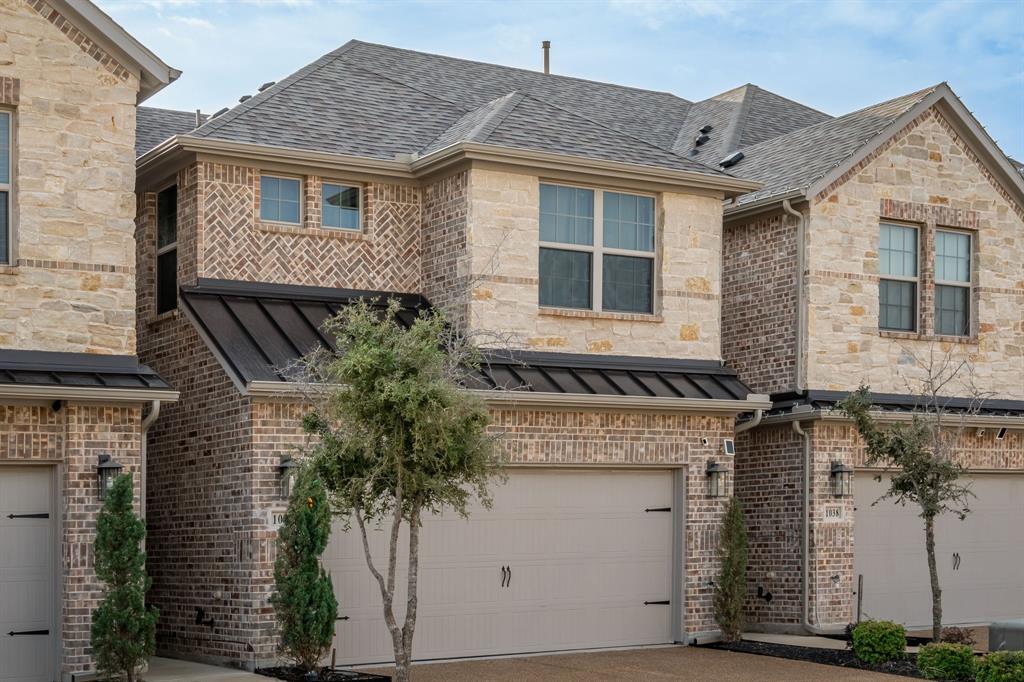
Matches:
[[51, 0, 180, 102], [137, 107, 205, 158]]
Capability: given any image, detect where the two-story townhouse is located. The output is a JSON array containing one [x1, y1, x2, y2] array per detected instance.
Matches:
[[716, 84, 1024, 632], [0, 1, 178, 680], [131, 41, 773, 668]]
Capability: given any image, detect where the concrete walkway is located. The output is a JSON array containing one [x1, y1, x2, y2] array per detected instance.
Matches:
[[146, 657, 264, 682], [365, 645, 907, 681]]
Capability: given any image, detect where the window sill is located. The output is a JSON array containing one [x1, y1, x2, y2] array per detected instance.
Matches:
[[0, 264, 18, 275], [878, 330, 978, 345], [539, 307, 662, 323], [147, 309, 180, 327], [256, 221, 367, 241]]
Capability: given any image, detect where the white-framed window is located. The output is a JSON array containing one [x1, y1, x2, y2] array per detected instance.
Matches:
[[259, 174, 301, 224], [322, 182, 361, 230], [0, 110, 11, 265], [538, 183, 655, 314], [878, 222, 919, 332], [155, 185, 177, 314], [935, 229, 971, 336]]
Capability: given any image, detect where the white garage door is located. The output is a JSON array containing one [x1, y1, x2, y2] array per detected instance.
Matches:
[[324, 469, 676, 665], [855, 472, 1024, 627], [0, 467, 56, 682]]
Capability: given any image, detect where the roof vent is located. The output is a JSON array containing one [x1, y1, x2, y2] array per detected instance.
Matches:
[[195, 109, 203, 127], [720, 151, 744, 168], [688, 148, 700, 157], [699, 125, 713, 134], [694, 133, 710, 146], [258, 81, 276, 92], [238, 95, 252, 104], [211, 107, 229, 119]]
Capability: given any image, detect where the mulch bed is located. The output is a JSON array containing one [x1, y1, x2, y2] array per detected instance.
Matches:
[[705, 639, 923, 678], [256, 667, 390, 682]]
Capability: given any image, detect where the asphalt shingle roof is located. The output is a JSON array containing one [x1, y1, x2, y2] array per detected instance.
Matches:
[[136, 106, 204, 158]]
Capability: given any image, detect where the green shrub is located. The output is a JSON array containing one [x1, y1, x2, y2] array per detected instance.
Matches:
[[975, 651, 1024, 682], [713, 497, 748, 643], [917, 643, 976, 680], [852, 620, 906, 665]]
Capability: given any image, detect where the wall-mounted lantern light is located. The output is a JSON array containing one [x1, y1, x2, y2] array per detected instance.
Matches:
[[278, 457, 298, 500], [97, 454, 123, 500], [705, 460, 728, 498], [830, 461, 854, 497]]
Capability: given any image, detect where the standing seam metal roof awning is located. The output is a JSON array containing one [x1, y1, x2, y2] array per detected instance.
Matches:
[[0, 349, 175, 396], [181, 278, 756, 403]]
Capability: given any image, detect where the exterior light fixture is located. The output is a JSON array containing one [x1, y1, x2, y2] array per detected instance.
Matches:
[[830, 461, 854, 497], [705, 460, 728, 498], [96, 454, 123, 500], [278, 457, 298, 500]]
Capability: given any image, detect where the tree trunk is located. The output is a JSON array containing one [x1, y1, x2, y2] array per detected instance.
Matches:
[[925, 515, 942, 642]]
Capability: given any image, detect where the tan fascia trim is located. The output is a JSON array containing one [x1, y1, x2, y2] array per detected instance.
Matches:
[[723, 190, 805, 221], [54, 0, 180, 102], [0, 384, 179, 403], [246, 380, 772, 414], [762, 406, 1024, 430]]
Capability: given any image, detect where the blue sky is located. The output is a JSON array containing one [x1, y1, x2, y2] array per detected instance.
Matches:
[[100, 0, 1024, 159]]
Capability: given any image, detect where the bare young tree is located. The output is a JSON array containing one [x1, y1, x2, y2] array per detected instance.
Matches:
[[838, 346, 990, 642]]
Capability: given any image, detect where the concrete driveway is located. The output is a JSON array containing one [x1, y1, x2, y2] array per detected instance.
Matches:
[[366, 646, 906, 681]]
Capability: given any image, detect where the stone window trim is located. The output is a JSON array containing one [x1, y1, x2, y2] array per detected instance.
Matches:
[[877, 200, 981, 343], [538, 181, 660, 315]]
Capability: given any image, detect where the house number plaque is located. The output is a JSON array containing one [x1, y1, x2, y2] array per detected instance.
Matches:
[[823, 505, 844, 522]]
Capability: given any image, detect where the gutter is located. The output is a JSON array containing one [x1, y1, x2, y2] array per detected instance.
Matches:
[[782, 199, 807, 392], [762, 407, 1024, 430], [734, 406, 764, 433], [0, 384, 178, 402]]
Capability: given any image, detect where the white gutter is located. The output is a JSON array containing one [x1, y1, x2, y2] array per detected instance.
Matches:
[[0, 384, 179, 402], [782, 199, 807, 392], [763, 407, 1024, 430], [734, 407, 764, 433]]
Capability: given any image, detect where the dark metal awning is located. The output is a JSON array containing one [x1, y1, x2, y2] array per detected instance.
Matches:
[[765, 389, 1024, 426], [0, 349, 177, 401], [181, 278, 767, 413]]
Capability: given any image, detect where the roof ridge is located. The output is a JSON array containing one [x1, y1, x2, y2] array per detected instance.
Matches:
[[416, 91, 523, 155], [721, 85, 756, 155], [348, 39, 692, 104], [139, 105, 201, 115], [468, 91, 526, 143]]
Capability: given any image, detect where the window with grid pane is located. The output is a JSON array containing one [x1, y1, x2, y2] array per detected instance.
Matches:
[[0, 111, 10, 264], [322, 182, 360, 230], [260, 175, 301, 224], [935, 230, 971, 336], [156, 185, 178, 314], [878, 223, 918, 331]]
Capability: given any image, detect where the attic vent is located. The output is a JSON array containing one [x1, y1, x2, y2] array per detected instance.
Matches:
[[258, 81, 276, 92], [694, 133, 710, 146], [719, 151, 744, 168], [238, 95, 252, 104], [211, 107, 229, 119], [699, 125, 713, 134]]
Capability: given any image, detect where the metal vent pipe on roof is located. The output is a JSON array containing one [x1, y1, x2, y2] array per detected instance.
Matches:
[[542, 40, 550, 74]]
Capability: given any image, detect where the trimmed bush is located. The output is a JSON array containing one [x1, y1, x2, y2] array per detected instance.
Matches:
[[975, 651, 1024, 682], [713, 497, 748, 643], [941, 626, 977, 648], [917, 643, 976, 681], [852, 620, 906, 665]]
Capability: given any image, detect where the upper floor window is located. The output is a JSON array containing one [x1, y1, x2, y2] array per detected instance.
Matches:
[[878, 222, 918, 332], [260, 175, 300, 224], [0, 111, 10, 265], [156, 185, 177, 315], [935, 230, 971, 337], [322, 182, 360, 230], [538, 183, 655, 314]]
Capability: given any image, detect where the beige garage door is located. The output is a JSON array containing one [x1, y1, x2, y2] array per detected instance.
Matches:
[[0, 466, 56, 682], [855, 472, 1024, 627], [324, 469, 676, 665]]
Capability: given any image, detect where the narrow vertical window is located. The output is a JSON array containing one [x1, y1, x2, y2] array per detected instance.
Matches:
[[602, 191, 655, 313], [935, 230, 971, 336], [0, 111, 10, 265], [156, 185, 178, 314], [878, 223, 918, 332], [322, 183, 361, 230], [260, 175, 301, 224]]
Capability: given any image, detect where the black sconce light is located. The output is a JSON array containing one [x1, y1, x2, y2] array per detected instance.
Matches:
[[278, 457, 298, 500], [97, 454, 123, 500], [705, 460, 728, 498], [830, 461, 854, 497]]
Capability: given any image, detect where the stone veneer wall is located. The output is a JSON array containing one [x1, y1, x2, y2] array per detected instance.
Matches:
[[721, 210, 799, 395], [464, 168, 725, 359], [0, 0, 140, 354], [805, 106, 1024, 397], [0, 402, 142, 677]]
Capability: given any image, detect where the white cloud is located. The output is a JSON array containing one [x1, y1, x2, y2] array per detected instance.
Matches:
[[170, 15, 213, 29]]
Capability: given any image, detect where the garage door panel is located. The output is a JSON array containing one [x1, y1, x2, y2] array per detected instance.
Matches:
[[326, 470, 675, 665], [855, 473, 1024, 627]]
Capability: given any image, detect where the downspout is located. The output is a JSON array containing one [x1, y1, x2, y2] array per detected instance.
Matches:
[[140, 399, 161, 522], [735, 408, 763, 434], [782, 199, 806, 392]]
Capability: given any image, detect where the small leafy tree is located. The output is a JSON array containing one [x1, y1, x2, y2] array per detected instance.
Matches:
[[90, 474, 157, 682], [300, 299, 503, 682], [270, 467, 337, 673], [713, 497, 748, 642], [839, 382, 975, 642]]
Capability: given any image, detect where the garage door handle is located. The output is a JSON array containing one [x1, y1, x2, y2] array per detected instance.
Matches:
[[6, 513, 49, 519], [644, 507, 671, 513], [644, 600, 670, 606], [8, 630, 49, 636], [336, 615, 349, 621]]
